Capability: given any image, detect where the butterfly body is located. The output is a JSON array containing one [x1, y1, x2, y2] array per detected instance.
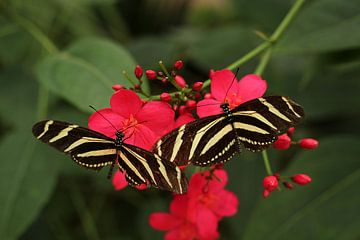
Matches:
[[32, 120, 188, 194], [153, 96, 304, 167]]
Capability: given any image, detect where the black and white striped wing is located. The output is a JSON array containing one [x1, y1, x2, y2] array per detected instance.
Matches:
[[119, 144, 188, 194], [153, 114, 242, 166], [231, 96, 304, 152], [153, 96, 304, 167], [32, 120, 116, 170]]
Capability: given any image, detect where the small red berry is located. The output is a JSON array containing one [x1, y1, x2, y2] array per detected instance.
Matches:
[[112, 84, 125, 91], [160, 92, 171, 102], [134, 84, 141, 90], [283, 181, 294, 189], [299, 138, 319, 149], [174, 60, 184, 70], [287, 127, 295, 136], [263, 175, 278, 192], [186, 100, 197, 109], [145, 70, 157, 80], [204, 93, 212, 99], [291, 174, 311, 185], [263, 189, 270, 198], [192, 82, 203, 91], [174, 75, 187, 88], [134, 65, 143, 79], [273, 134, 291, 150]]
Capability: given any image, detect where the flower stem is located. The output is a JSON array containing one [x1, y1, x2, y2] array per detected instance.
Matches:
[[262, 151, 273, 176], [159, 61, 183, 91]]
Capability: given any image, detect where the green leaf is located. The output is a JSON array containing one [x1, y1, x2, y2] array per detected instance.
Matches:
[[276, 0, 360, 53], [0, 131, 62, 240], [188, 25, 261, 69], [243, 136, 360, 240], [36, 38, 145, 113]]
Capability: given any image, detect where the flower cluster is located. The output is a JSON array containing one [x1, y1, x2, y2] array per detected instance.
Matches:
[[149, 168, 238, 240], [87, 60, 317, 239]]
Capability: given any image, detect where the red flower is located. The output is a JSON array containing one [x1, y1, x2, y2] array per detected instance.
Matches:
[[150, 195, 209, 240], [186, 170, 237, 238], [88, 89, 174, 150], [197, 69, 267, 118], [112, 170, 128, 190], [175, 113, 195, 128], [273, 134, 291, 150]]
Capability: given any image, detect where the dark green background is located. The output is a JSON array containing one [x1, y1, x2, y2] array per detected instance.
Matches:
[[0, 0, 359, 239]]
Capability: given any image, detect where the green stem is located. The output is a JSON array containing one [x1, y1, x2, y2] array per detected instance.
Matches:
[[159, 61, 183, 91], [254, 48, 273, 76], [262, 151, 273, 175]]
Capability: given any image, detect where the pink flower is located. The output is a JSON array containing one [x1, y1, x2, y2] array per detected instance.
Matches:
[[174, 113, 195, 128], [88, 89, 175, 150], [112, 170, 128, 190], [197, 69, 267, 118]]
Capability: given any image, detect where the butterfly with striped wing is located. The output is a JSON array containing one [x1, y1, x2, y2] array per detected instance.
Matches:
[[152, 96, 304, 167], [32, 120, 188, 194]]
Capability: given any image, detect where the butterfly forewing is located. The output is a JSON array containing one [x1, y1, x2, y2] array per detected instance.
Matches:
[[153, 96, 304, 166], [32, 120, 116, 170]]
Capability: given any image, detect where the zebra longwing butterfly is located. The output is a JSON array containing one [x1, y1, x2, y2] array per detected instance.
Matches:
[[153, 96, 304, 166], [32, 120, 188, 194]]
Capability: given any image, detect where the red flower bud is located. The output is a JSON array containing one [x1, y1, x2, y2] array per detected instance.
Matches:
[[173, 104, 178, 111], [134, 84, 141, 90], [274, 172, 280, 180], [134, 65, 143, 79], [299, 138, 319, 149], [273, 134, 291, 150], [263, 176, 278, 192], [287, 127, 295, 136], [135, 183, 148, 190], [161, 78, 168, 85], [195, 92, 201, 99], [174, 60, 184, 70], [283, 181, 294, 189], [263, 189, 270, 198], [186, 100, 197, 108], [145, 70, 157, 80], [174, 75, 187, 88], [112, 84, 125, 91], [192, 82, 203, 91], [160, 92, 171, 102], [291, 174, 311, 185], [204, 93, 212, 99]]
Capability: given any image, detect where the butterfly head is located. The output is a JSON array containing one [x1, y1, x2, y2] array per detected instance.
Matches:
[[220, 102, 231, 116], [114, 131, 125, 147]]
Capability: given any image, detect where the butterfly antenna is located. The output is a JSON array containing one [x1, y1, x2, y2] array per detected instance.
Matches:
[[223, 67, 240, 103], [89, 105, 119, 132]]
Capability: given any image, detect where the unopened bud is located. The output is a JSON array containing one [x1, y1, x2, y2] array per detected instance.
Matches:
[[112, 84, 125, 91], [174, 60, 184, 70], [299, 138, 319, 149], [192, 82, 203, 91], [160, 92, 171, 102], [179, 105, 187, 115], [291, 174, 311, 186], [263, 176, 278, 192], [263, 189, 270, 198], [186, 100, 197, 109], [145, 70, 157, 80], [283, 181, 294, 189], [174, 75, 187, 88], [134, 84, 141, 90], [134, 65, 143, 79], [287, 127, 295, 136], [204, 93, 212, 99], [273, 134, 291, 150]]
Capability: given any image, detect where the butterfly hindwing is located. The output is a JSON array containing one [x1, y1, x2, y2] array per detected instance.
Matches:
[[32, 120, 115, 170]]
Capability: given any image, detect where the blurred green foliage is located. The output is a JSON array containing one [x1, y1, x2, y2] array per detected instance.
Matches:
[[0, 0, 359, 239]]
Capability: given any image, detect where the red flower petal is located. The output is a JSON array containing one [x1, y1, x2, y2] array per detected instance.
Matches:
[[170, 195, 190, 218], [236, 74, 267, 103], [110, 89, 143, 118], [210, 69, 239, 101], [175, 113, 195, 128], [188, 172, 207, 198], [207, 169, 228, 193], [88, 108, 125, 139], [212, 190, 238, 217], [194, 205, 219, 240], [124, 124, 158, 150], [196, 99, 222, 118], [165, 223, 199, 240], [149, 213, 182, 231], [112, 170, 128, 190], [136, 101, 175, 136]]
